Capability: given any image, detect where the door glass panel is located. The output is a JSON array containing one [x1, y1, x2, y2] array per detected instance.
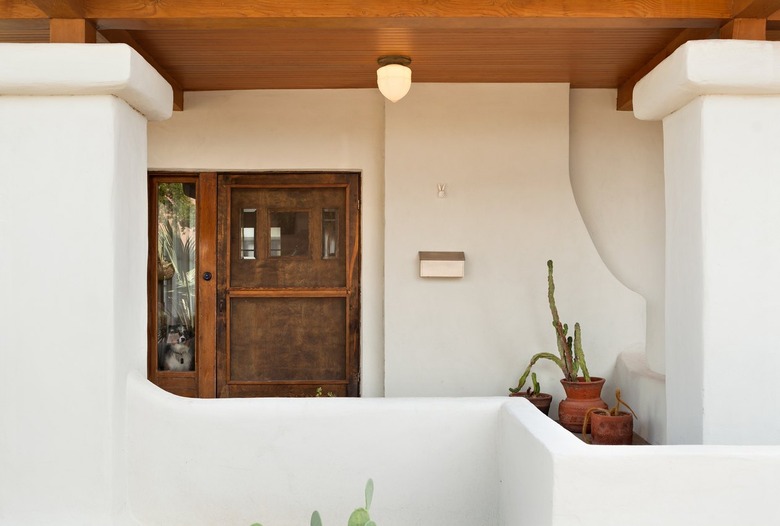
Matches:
[[322, 208, 339, 259], [240, 208, 257, 260], [155, 182, 196, 372], [269, 211, 309, 257]]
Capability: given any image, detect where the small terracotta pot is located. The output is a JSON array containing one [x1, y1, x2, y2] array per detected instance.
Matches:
[[510, 392, 553, 415], [590, 411, 634, 445], [558, 377, 608, 433]]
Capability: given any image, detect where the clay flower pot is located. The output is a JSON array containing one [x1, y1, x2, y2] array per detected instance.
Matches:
[[589, 410, 634, 445], [511, 392, 553, 415], [558, 377, 608, 433]]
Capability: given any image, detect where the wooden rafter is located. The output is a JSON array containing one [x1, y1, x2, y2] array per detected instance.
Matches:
[[732, 0, 780, 18]]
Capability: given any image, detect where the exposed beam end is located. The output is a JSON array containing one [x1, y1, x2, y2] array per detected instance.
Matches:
[[50, 18, 95, 43]]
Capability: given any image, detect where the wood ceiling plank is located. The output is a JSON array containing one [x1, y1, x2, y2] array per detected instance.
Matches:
[[28, 0, 84, 18], [616, 27, 717, 111], [101, 28, 184, 111]]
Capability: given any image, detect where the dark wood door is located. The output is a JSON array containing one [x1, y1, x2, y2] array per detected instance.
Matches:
[[216, 172, 361, 397]]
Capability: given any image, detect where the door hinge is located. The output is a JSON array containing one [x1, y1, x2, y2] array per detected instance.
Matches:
[[357, 199, 360, 210]]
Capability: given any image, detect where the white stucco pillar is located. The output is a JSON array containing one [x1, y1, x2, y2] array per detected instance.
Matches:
[[634, 40, 780, 445], [0, 44, 171, 523]]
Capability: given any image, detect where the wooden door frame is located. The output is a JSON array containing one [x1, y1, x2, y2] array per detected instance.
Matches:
[[216, 171, 362, 397], [147, 171, 217, 398], [147, 170, 361, 398]]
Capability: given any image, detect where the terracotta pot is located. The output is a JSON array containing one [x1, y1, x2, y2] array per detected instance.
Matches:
[[510, 392, 553, 415], [590, 411, 634, 445], [558, 377, 608, 433]]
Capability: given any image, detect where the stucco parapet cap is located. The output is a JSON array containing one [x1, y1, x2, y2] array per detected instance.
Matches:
[[0, 43, 172, 121], [634, 40, 780, 121]]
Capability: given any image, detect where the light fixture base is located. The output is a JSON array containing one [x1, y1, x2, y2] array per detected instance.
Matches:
[[377, 55, 412, 67]]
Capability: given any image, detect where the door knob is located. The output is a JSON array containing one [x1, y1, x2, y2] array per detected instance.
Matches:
[[203, 271, 212, 281]]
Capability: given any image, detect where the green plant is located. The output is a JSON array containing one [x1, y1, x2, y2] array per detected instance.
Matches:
[[251, 478, 376, 526], [509, 260, 591, 393], [530, 372, 541, 396], [315, 387, 336, 398], [156, 183, 197, 337]]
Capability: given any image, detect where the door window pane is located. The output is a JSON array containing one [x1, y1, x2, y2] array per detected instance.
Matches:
[[269, 211, 309, 257], [155, 182, 196, 372], [322, 208, 339, 259], [240, 208, 257, 260]]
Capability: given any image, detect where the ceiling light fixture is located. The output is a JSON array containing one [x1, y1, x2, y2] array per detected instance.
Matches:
[[377, 55, 412, 102]]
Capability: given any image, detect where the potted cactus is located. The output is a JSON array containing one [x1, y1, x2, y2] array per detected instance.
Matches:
[[509, 260, 607, 432], [509, 372, 553, 415], [582, 388, 638, 445]]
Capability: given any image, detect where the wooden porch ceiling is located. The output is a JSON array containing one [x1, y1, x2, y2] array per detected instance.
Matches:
[[2, 1, 780, 112]]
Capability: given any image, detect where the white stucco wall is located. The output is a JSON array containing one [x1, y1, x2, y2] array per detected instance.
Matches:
[[148, 85, 655, 424], [383, 84, 645, 409], [0, 44, 167, 524], [635, 40, 780, 445], [502, 401, 780, 526], [569, 89, 667, 443], [126, 374, 502, 526], [126, 376, 780, 526]]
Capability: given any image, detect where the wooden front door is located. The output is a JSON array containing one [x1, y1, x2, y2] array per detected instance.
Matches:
[[216, 172, 361, 397], [148, 171, 360, 398]]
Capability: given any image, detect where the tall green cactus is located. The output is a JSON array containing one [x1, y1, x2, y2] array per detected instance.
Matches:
[[509, 260, 591, 393]]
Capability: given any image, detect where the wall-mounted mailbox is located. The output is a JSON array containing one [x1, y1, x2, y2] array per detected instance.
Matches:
[[419, 251, 465, 278]]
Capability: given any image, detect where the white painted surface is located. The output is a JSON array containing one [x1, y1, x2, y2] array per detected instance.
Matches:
[[148, 89, 387, 396], [0, 98, 149, 522], [0, 43, 172, 121], [0, 45, 165, 524], [570, 89, 665, 373], [125, 377, 780, 526], [126, 374, 502, 526], [634, 40, 780, 121], [384, 84, 646, 405], [635, 40, 780, 444], [502, 402, 780, 526]]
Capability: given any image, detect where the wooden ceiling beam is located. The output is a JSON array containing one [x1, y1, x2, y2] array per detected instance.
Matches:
[[100, 29, 184, 112], [731, 0, 780, 18], [28, 0, 84, 19], [0, 0, 735, 28], [46, 0, 738, 20], [616, 27, 717, 111]]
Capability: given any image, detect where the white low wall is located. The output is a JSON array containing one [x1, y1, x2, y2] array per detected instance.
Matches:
[[125, 374, 503, 526], [501, 402, 780, 526], [125, 375, 780, 526]]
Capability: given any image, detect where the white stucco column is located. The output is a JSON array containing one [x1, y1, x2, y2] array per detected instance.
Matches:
[[0, 44, 171, 523], [634, 40, 780, 445]]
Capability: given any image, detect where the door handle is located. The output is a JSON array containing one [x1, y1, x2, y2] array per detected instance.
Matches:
[[203, 271, 212, 281]]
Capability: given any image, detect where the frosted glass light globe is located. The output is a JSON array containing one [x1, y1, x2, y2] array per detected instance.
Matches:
[[377, 63, 412, 102]]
